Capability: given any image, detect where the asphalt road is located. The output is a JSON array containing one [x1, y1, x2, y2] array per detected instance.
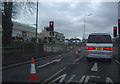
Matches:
[[2, 46, 120, 84]]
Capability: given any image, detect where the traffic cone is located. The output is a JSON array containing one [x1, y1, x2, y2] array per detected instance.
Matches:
[[76, 51, 78, 57], [70, 46, 72, 50], [30, 58, 37, 82], [78, 48, 80, 53]]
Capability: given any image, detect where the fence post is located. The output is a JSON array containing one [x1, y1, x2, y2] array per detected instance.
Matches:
[[23, 46, 25, 58]]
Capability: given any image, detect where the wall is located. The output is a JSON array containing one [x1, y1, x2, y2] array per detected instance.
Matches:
[[44, 45, 68, 52], [3, 44, 68, 66]]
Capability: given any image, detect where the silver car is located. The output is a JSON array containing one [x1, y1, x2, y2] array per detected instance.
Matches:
[[86, 33, 113, 61]]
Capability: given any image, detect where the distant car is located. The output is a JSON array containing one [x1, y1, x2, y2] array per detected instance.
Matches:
[[86, 33, 113, 61]]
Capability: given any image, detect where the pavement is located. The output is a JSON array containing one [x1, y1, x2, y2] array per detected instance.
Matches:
[[2, 47, 120, 84]]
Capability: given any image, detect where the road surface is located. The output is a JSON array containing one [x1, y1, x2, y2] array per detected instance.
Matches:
[[2, 47, 120, 84]]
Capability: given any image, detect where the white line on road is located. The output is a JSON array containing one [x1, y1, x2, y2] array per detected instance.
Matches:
[[66, 75, 75, 83], [58, 55, 62, 57], [37, 59, 61, 68], [83, 76, 100, 84], [76, 75, 86, 83], [91, 63, 98, 72], [106, 77, 113, 84], [74, 56, 83, 63], [79, 75, 86, 83], [51, 74, 67, 83], [115, 59, 120, 65], [44, 67, 66, 83], [2, 60, 31, 70], [83, 76, 90, 84]]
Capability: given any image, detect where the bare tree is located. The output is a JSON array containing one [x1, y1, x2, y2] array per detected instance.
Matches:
[[2, 1, 36, 46], [12, 1, 36, 20], [2, 2, 13, 46]]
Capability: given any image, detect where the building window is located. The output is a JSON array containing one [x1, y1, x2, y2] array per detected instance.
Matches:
[[12, 30, 22, 37], [50, 32, 54, 36], [22, 31, 27, 36]]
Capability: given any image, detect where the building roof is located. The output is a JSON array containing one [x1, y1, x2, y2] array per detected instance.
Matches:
[[12, 21, 36, 29]]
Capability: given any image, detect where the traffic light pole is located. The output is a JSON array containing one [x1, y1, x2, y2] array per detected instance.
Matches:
[[51, 31, 53, 53], [49, 21, 54, 53]]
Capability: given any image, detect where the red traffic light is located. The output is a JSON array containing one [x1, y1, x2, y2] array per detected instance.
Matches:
[[49, 21, 54, 31], [113, 26, 117, 37], [50, 22, 53, 25], [119, 20, 120, 23]]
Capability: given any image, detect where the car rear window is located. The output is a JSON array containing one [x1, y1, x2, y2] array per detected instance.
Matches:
[[87, 35, 112, 43]]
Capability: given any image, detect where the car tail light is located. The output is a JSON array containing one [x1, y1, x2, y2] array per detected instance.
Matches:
[[86, 46, 95, 50], [95, 35, 104, 37], [103, 47, 113, 50]]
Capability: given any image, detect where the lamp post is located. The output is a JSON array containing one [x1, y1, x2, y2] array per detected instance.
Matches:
[[83, 14, 92, 40]]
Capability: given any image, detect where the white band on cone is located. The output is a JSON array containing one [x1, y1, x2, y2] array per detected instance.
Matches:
[[76, 51, 78, 54], [30, 64, 36, 74]]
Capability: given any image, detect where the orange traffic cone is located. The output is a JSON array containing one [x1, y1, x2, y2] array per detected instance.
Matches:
[[76, 51, 78, 57], [78, 48, 80, 53], [70, 46, 72, 50], [30, 58, 37, 82]]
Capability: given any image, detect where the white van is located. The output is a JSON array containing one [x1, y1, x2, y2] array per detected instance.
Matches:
[[86, 33, 113, 61]]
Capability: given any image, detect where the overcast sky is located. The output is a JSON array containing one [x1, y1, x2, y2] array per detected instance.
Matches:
[[13, 2, 118, 39]]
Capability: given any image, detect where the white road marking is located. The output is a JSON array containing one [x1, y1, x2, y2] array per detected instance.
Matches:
[[115, 59, 120, 65], [76, 75, 86, 83], [91, 63, 98, 72], [84, 76, 100, 84], [74, 56, 83, 63], [51, 74, 67, 82], [84, 76, 90, 84], [67, 75, 75, 83], [58, 55, 62, 57], [106, 77, 113, 84], [37, 59, 61, 68], [79, 75, 86, 83], [3, 60, 31, 70], [44, 67, 66, 82]]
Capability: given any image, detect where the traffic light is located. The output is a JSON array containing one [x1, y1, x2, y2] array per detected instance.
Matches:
[[113, 26, 117, 37], [46, 27, 51, 31], [118, 19, 120, 36], [49, 21, 54, 31]]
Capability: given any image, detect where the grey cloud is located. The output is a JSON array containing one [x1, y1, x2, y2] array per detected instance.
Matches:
[[13, 2, 118, 39]]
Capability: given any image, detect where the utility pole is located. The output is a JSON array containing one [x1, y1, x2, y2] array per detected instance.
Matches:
[[118, 1, 120, 82], [35, 0, 38, 56], [83, 17, 85, 40]]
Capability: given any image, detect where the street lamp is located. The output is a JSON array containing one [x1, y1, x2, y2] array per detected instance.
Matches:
[[83, 14, 92, 40]]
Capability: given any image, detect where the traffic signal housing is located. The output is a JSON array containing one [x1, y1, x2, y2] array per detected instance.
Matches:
[[49, 21, 54, 31], [113, 26, 117, 37], [118, 19, 120, 36]]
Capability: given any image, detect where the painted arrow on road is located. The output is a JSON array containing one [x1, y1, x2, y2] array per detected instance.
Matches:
[[37, 59, 61, 68]]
